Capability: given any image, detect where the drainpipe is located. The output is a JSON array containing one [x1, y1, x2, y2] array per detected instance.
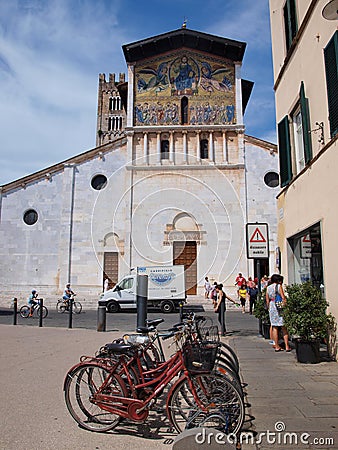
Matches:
[[64, 163, 76, 284], [243, 140, 250, 277]]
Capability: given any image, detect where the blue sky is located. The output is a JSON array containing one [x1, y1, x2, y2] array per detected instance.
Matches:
[[0, 0, 276, 185]]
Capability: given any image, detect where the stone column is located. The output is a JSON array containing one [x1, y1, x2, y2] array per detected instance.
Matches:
[[223, 131, 229, 163], [235, 63, 243, 126], [157, 132, 161, 164], [196, 130, 201, 162], [127, 64, 134, 128], [183, 131, 188, 163], [144, 132, 148, 165], [169, 131, 174, 163], [209, 131, 214, 162]]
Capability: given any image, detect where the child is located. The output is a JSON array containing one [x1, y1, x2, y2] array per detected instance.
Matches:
[[238, 281, 248, 313]]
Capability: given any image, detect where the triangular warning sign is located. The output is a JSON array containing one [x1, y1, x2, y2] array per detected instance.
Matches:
[[302, 234, 311, 242], [249, 227, 266, 243]]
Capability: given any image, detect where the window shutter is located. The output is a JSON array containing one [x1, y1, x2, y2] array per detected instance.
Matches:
[[289, 0, 298, 42], [324, 32, 338, 138], [278, 116, 292, 187], [299, 82, 312, 164], [284, 0, 298, 52]]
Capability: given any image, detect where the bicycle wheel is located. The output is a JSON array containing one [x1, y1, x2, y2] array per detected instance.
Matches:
[[64, 362, 127, 432], [218, 342, 240, 373], [73, 301, 82, 314], [167, 373, 245, 435], [36, 305, 48, 318], [19, 305, 30, 318], [56, 300, 67, 313]]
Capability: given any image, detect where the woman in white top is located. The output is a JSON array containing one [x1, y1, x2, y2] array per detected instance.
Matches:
[[266, 274, 291, 352]]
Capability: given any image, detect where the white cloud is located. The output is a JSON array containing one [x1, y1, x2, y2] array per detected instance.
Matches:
[[0, 0, 277, 185]]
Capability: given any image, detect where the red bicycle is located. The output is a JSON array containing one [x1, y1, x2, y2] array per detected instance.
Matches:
[[63, 324, 245, 435]]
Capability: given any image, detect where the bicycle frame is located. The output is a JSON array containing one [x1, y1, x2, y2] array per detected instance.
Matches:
[[87, 348, 210, 423]]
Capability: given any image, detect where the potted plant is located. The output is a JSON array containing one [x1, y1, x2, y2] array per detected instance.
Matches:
[[254, 288, 270, 339], [283, 281, 329, 363]]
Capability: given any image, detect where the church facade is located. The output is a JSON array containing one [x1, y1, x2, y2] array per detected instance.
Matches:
[[0, 28, 278, 303]]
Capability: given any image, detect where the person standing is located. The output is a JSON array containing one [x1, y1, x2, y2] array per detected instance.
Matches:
[[235, 272, 246, 298], [248, 283, 258, 315], [204, 276, 212, 299], [209, 281, 218, 307], [266, 274, 291, 352], [238, 280, 248, 313], [104, 278, 109, 292], [214, 283, 238, 336]]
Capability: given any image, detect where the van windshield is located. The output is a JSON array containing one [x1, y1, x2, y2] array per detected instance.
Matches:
[[117, 278, 133, 291]]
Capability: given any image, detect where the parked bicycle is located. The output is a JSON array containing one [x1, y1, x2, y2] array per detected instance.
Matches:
[[20, 299, 48, 319], [63, 313, 245, 435], [56, 294, 82, 314]]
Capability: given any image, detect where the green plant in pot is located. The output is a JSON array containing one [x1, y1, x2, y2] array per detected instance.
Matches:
[[254, 288, 270, 339], [283, 281, 329, 363]]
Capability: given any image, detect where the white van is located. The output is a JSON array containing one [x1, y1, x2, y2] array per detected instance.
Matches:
[[99, 265, 186, 313]]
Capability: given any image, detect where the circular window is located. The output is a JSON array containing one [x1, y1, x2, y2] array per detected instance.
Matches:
[[23, 209, 38, 225], [91, 174, 107, 190], [264, 171, 279, 188]]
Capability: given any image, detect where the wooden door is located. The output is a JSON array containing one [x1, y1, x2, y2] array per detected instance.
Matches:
[[173, 241, 197, 295], [103, 252, 118, 290]]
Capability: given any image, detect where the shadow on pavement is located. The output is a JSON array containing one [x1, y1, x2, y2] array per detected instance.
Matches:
[[0, 308, 13, 316]]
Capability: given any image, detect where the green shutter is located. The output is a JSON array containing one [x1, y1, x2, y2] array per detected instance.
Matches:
[[284, 0, 298, 51], [324, 32, 338, 138], [278, 116, 292, 187], [299, 82, 312, 164], [289, 0, 298, 41]]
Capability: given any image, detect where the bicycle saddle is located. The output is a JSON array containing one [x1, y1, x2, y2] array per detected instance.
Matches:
[[104, 343, 133, 353], [146, 318, 164, 327], [136, 325, 155, 333]]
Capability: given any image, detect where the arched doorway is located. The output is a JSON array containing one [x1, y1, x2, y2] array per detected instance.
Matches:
[[172, 213, 198, 295]]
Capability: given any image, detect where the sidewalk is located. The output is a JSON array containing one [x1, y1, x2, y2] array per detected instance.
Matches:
[[227, 313, 338, 450], [0, 310, 337, 450]]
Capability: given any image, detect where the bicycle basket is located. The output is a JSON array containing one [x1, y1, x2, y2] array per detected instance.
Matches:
[[183, 342, 219, 374], [196, 324, 219, 344]]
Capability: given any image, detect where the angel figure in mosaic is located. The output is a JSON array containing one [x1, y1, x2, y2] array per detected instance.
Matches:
[[137, 62, 169, 93], [200, 62, 232, 92]]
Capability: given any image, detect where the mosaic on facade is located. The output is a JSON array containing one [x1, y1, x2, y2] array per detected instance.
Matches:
[[134, 50, 235, 126]]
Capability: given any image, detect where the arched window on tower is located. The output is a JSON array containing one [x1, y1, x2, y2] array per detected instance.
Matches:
[[119, 117, 123, 129], [200, 139, 209, 159], [181, 97, 188, 125], [109, 98, 113, 111], [161, 140, 169, 160]]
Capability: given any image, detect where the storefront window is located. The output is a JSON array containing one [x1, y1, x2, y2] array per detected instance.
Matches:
[[287, 223, 323, 292]]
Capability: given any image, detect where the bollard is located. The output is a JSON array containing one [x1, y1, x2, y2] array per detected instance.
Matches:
[[179, 302, 184, 322], [13, 298, 17, 325], [136, 274, 148, 330], [68, 297, 73, 329], [97, 300, 107, 332], [39, 298, 44, 328]]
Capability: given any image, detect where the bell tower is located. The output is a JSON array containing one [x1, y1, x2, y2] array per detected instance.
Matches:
[[96, 72, 127, 147]]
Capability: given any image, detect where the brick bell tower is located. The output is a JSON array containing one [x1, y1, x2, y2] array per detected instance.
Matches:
[[96, 72, 128, 147]]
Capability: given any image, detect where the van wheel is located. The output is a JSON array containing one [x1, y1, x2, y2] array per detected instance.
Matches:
[[160, 300, 175, 314], [107, 301, 120, 313]]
